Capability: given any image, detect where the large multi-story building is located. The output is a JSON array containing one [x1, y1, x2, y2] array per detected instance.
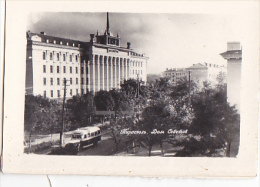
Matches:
[[26, 13, 148, 99], [163, 63, 226, 85]]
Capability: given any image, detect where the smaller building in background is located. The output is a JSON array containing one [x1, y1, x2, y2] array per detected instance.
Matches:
[[163, 63, 226, 85]]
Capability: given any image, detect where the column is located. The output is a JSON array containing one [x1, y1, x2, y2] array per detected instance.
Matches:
[[116, 57, 120, 89], [113, 57, 117, 88], [123, 58, 127, 81], [89, 56, 95, 92], [87, 60, 90, 92], [109, 57, 113, 90], [103, 56, 108, 91], [99, 56, 104, 90], [120, 58, 124, 83], [85, 61, 90, 92], [126, 59, 130, 80], [95, 55, 100, 92]]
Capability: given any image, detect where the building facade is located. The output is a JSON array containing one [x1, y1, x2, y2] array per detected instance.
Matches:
[[163, 63, 226, 85], [26, 13, 148, 99], [220, 42, 242, 111]]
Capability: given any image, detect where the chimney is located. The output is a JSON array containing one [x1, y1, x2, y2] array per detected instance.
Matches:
[[90, 34, 95, 43], [127, 42, 131, 49], [40, 31, 46, 35]]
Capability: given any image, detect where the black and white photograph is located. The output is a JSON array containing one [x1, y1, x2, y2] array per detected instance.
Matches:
[[2, 1, 258, 177], [24, 11, 242, 157]]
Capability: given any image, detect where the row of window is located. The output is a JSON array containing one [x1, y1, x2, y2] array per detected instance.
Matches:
[[44, 88, 83, 98], [166, 72, 187, 76], [44, 39, 80, 48], [43, 77, 88, 86], [43, 52, 79, 62], [43, 65, 81, 74]]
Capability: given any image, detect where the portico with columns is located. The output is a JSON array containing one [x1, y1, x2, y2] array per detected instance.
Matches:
[[84, 12, 148, 93]]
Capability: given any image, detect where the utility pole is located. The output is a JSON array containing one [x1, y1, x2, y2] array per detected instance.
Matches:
[[60, 78, 69, 147]]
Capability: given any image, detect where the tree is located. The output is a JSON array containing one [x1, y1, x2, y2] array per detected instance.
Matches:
[[110, 89, 134, 118], [175, 81, 240, 157], [94, 90, 114, 111], [132, 77, 194, 156], [108, 117, 134, 154], [24, 95, 53, 151], [136, 104, 170, 156], [67, 92, 96, 128]]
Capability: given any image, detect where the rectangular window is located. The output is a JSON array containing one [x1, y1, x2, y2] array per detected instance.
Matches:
[[75, 55, 78, 62], [43, 78, 46, 85], [50, 65, 53, 73], [63, 54, 66, 61], [141, 70, 142, 74], [43, 52, 46, 60], [57, 78, 60, 85], [70, 55, 72, 62], [81, 89, 84, 94], [50, 78, 53, 85], [63, 66, 66, 73], [43, 91, 46, 98], [70, 89, 72, 96], [43, 65, 46, 73], [57, 66, 60, 73], [57, 53, 60, 61], [50, 90, 53, 98], [70, 78, 72, 84], [76, 67, 78, 74], [136, 70, 137, 74], [70, 66, 72, 73], [81, 78, 84, 85], [86, 78, 88, 85], [133, 70, 134, 74], [57, 90, 60, 98], [81, 67, 84, 74], [50, 52, 53, 60], [86, 67, 88, 74], [76, 78, 78, 84], [76, 89, 78, 95]]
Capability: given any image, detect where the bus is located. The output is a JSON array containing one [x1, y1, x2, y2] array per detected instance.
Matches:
[[65, 126, 101, 151]]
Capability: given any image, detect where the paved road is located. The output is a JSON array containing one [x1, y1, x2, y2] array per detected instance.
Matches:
[[78, 135, 117, 156]]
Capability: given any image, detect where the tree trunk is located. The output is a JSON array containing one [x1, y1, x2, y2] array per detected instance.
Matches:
[[160, 142, 164, 156], [148, 146, 152, 157], [115, 143, 119, 154]]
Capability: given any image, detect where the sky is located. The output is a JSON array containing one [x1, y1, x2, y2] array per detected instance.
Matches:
[[27, 12, 246, 74]]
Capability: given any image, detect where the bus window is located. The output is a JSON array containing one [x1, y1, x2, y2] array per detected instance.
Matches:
[[98, 130, 101, 134], [72, 134, 81, 139], [95, 132, 97, 136], [91, 133, 94, 137], [88, 133, 90, 137], [84, 134, 87, 139]]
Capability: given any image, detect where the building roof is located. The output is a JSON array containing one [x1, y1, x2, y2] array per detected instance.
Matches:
[[186, 63, 208, 70], [220, 50, 242, 59], [27, 31, 84, 47]]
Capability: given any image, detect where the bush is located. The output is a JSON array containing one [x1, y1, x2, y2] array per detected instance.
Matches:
[[24, 141, 54, 153]]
